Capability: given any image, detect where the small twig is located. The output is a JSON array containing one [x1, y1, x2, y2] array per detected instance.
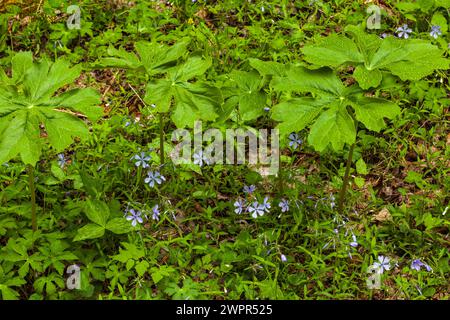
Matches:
[[337, 143, 355, 216], [128, 83, 147, 108], [101, 71, 118, 100]]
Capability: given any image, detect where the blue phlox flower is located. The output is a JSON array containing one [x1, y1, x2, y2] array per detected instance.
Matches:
[[133, 152, 151, 168], [57, 153, 67, 168], [411, 259, 432, 272], [145, 170, 166, 187], [248, 202, 265, 218], [396, 24, 412, 39], [234, 199, 246, 214], [126, 209, 143, 227], [279, 199, 289, 212], [193, 150, 210, 167], [329, 193, 336, 209], [373, 255, 391, 273], [152, 204, 161, 221], [430, 25, 442, 39], [261, 196, 271, 212], [243, 185, 256, 194], [349, 234, 358, 247], [288, 132, 302, 149]]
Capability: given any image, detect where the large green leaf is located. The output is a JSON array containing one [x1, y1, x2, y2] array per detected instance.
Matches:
[[366, 37, 411, 70], [249, 58, 287, 76], [48, 88, 103, 121], [0, 111, 41, 165], [73, 223, 105, 242], [101, 41, 219, 128], [173, 56, 212, 82], [100, 46, 141, 69], [353, 66, 382, 89], [11, 51, 34, 83], [344, 25, 382, 61], [106, 218, 134, 234], [351, 97, 401, 132], [302, 29, 449, 88], [24, 59, 81, 102], [229, 70, 267, 121], [99, 40, 188, 75], [84, 199, 110, 227], [271, 67, 345, 96], [271, 98, 328, 136], [172, 82, 221, 127], [42, 111, 90, 152], [301, 34, 364, 67], [0, 284, 21, 300], [144, 79, 174, 113], [144, 58, 221, 128], [385, 40, 449, 80], [271, 67, 398, 152], [0, 52, 101, 166], [308, 105, 356, 152], [136, 41, 187, 75]]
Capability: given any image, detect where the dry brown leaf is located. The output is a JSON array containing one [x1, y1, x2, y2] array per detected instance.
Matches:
[[373, 207, 392, 222], [195, 9, 208, 20]]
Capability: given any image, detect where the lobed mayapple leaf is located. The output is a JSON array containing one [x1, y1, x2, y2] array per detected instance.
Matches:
[[0, 52, 102, 166], [302, 27, 449, 89], [271, 66, 400, 152], [308, 105, 356, 152], [228, 70, 267, 121], [301, 33, 365, 68], [248, 58, 288, 77], [144, 56, 222, 128], [98, 40, 189, 75]]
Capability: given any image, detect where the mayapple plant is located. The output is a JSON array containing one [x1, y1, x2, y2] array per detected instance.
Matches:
[[215, 58, 286, 124], [220, 69, 269, 123], [301, 25, 449, 89], [99, 40, 222, 164], [271, 66, 401, 151], [270, 27, 449, 214], [0, 52, 102, 231]]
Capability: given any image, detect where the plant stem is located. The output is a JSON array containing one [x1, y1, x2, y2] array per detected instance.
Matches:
[[159, 113, 165, 165], [28, 165, 37, 232], [278, 152, 283, 194], [134, 166, 142, 193], [338, 143, 355, 216]]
